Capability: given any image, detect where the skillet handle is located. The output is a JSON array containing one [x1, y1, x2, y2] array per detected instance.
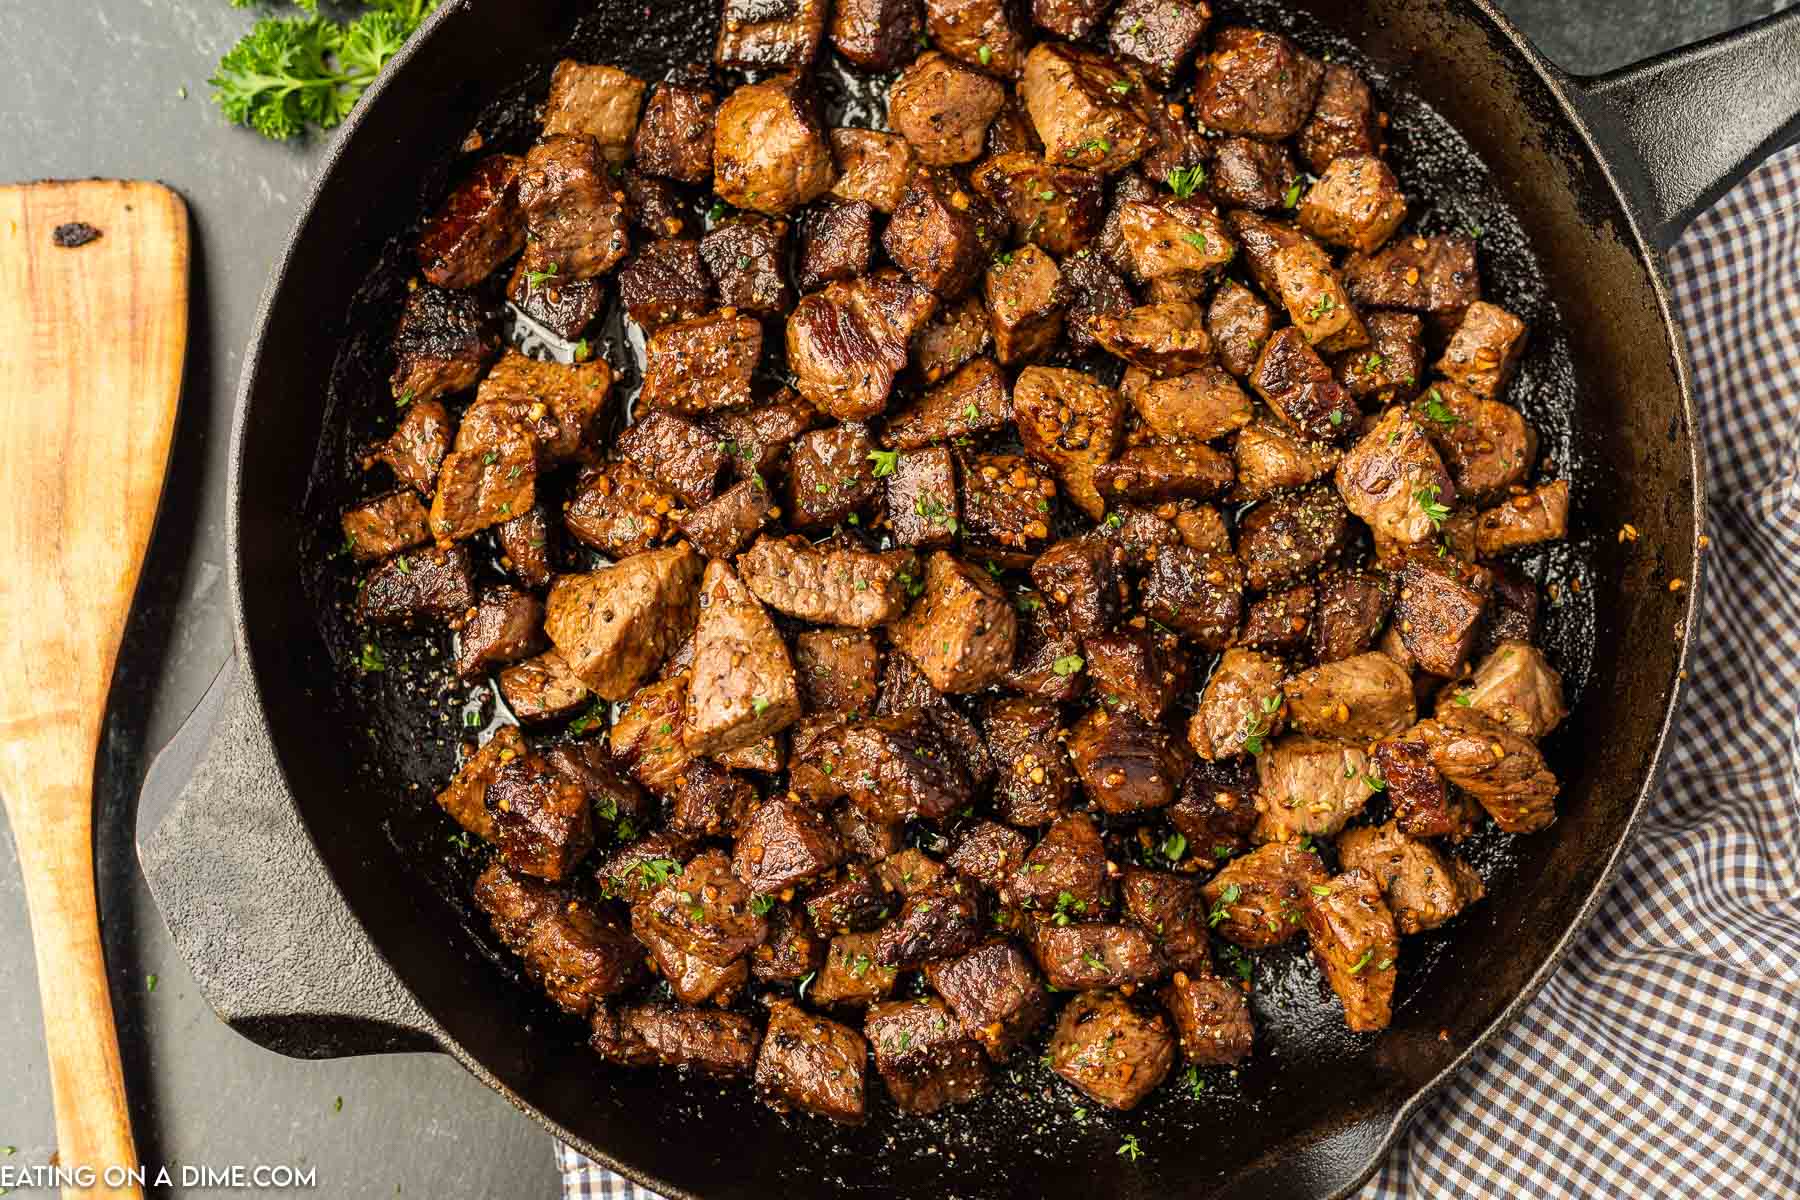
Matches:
[[136, 657, 443, 1058], [1563, 6, 1800, 251]]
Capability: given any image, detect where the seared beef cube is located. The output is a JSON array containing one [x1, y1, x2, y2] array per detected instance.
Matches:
[[616, 239, 711, 332], [596, 832, 695, 902], [1210, 136, 1301, 212], [1394, 550, 1492, 676], [418, 154, 524, 288], [639, 313, 762, 415], [1343, 234, 1481, 314], [971, 153, 1106, 256], [435, 725, 523, 840], [685, 559, 801, 755], [1142, 546, 1243, 648], [1300, 63, 1381, 172], [389, 285, 501, 405], [1412, 382, 1537, 501], [500, 652, 592, 725], [1230, 212, 1366, 351], [470, 350, 613, 465], [618, 411, 727, 506], [1232, 419, 1339, 500], [1022, 44, 1153, 174], [699, 215, 792, 316], [1335, 406, 1456, 546], [797, 200, 874, 293], [832, 802, 902, 863], [1031, 922, 1163, 991], [886, 446, 962, 549], [1061, 249, 1136, 353], [1475, 480, 1569, 557], [810, 930, 900, 1007], [473, 863, 644, 1015], [359, 544, 475, 626], [713, 74, 836, 216], [494, 505, 553, 588], [876, 848, 949, 898], [1416, 707, 1560, 832], [1284, 651, 1415, 740], [1241, 584, 1315, 652], [982, 697, 1075, 826], [707, 397, 818, 480], [1193, 26, 1322, 139], [507, 258, 604, 342], [985, 245, 1067, 364], [886, 357, 1010, 448], [1304, 869, 1399, 1032], [1252, 327, 1360, 443], [591, 1004, 761, 1075], [342, 490, 431, 562], [635, 848, 767, 966], [634, 80, 718, 185], [753, 902, 827, 983], [542, 61, 646, 161], [789, 269, 939, 420], [1313, 568, 1394, 663], [716, 0, 827, 70], [716, 735, 785, 774], [545, 545, 702, 699], [910, 295, 995, 386], [1116, 196, 1236, 296], [454, 586, 543, 679], [1095, 441, 1234, 504], [1374, 734, 1458, 839], [378, 398, 451, 499], [927, 941, 1049, 1061], [639, 921, 750, 1006], [1001, 591, 1084, 701], [734, 796, 848, 894], [960, 453, 1056, 555], [926, 0, 1028, 75], [1253, 733, 1379, 842], [609, 675, 696, 795], [1188, 647, 1286, 760], [517, 136, 629, 281], [805, 865, 888, 936], [664, 761, 753, 839], [679, 479, 774, 560], [1013, 366, 1127, 520], [885, 167, 1005, 298], [987, 91, 1044, 156], [1030, 535, 1123, 636], [1121, 369, 1252, 450], [1169, 757, 1259, 859], [793, 710, 974, 822], [1091, 301, 1210, 376], [1069, 707, 1191, 814], [741, 536, 918, 627], [1048, 991, 1175, 1110], [1120, 867, 1210, 972], [1030, 0, 1108, 36], [947, 820, 1031, 890], [830, 129, 919, 213], [1336, 310, 1425, 402], [1161, 971, 1253, 1065], [1298, 154, 1407, 254], [831, 0, 923, 68], [1109, 0, 1209, 85], [564, 461, 681, 559], [793, 628, 880, 715], [1338, 821, 1486, 935], [1096, 167, 1158, 276], [1201, 841, 1327, 949], [756, 999, 867, 1123], [890, 52, 1006, 167], [1438, 301, 1529, 399], [866, 998, 989, 1114], [786, 424, 880, 529], [876, 878, 985, 967], [1084, 628, 1187, 722], [1205, 281, 1273, 379], [620, 168, 693, 241], [1011, 811, 1108, 913], [1237, 485, 1352, 591], [890, 552, 1017, 693], [1140, 94, 1210, 189]]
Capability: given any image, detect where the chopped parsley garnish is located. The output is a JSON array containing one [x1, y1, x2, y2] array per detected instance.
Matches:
[[1167, 164, 1205, 199], [1117, 1135, 1144, 1162], [978, 44, 993, 66], [751, 696, 770, 716], [357, 641, 385, 673], [1415, 483, 1451, 529], [635, 858, 679, 889], [750, 894, 774, 916], [1283, 179, 1304, 209], [1348, 948, 1376, 974], [1208, 883, 1241, 927], [867, 448, 900, 477], [524, 263, 559, 290], [1424, 388, 1462, 425], [1052, 654, 1085, 677], [1162, 833, 1187, 863]]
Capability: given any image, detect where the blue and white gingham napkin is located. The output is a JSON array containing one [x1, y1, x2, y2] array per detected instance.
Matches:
[[558, 144, 1800, 1199]]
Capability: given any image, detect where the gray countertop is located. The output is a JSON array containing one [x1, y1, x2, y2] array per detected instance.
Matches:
[[0, 1, 1786, 1196]]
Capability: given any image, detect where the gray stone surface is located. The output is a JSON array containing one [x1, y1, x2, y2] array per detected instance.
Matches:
[[0, 1, 1787, 1196]]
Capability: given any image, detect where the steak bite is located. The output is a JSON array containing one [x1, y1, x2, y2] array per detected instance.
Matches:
[[564, 461, 681, 559], [876, 877, 986, 967], [635, 849, 767, 966], [1335, 407, 1456, 546], [342, 491, 431, 562], [1475, 479, 1570, 556], [1254, 733, 1378, 841], [1013, 366, 1127, 519], [886, 357, 1010, 448], [544, 545, 703, 700], [679, 479, 774, 561], [1313, 568, 1395, 663], [1297, 154, 1408, 255], [890, 51, 1007, 166], [1373, 733, 1460, 840], [471, 350, 614, 465], [1303, 869, 1399, 1032], [1336, 310, 1425, 403], [1021, 43, 1154, 175], [1233, 213, 1367, 352], [1068, 707, 1192, 814], [885, 447, 962, 550], [1206, 284, 1271, 385], [1171, 758, 1261, 859], [1237, 485, 1353, 592], [866, 997, 990, 1114], [1094, 441, 1235, 504], [1241, 584, 1316, 652], [793, 628, 881, 715], [713, 74, 836, 216], [590, 1004, 761, 1076], [889, 552, 1018, 693], [1448, 639, 1567, 739], [1299, 63, 1381, 172], [500, 652, 592, 725], [473, 863, 646, 1015], [959, 452, 1057, 554], [683, 560, 802, 756], [830, 129, 920, 213], [796, 199, 876, 293], [1123, 365, 1256, 444], [1141, 545, 1244, 648], [970, 153, 1106, 256], [1047, 991, 1176, 1111], [831, 0, 924, 69], [1084, 628, 1187, 722], [734, 796, 848, 894], [810, 930, 901, 1007], [984, 697, 1078, 825], [789, 269, 940, 420], [1108, 0, 1211, 86], [1201, 841, 1328, 949], [1193, 27, 1323, 140], [1209, 136, 1301, 212], [784, 423, 882, 529], [1030, 534, 1123, 636], [1161, 971, 1254, 1066], [912, 294, 997, 384], [1115, 196, 1237, 297], [1337, 821, 1486, 935], [927, 940, 1050, 1061], [792, 710, 975, 823], [358, 545, 477, 626], [985, 244, 1069, 365], [542, 61, 646, 160], [1416, 707, 1560, 833], [639, 313, 762, 415], [754, 901, 827, 983], [1284, 651, 1416, 740], [1252, 328, 1361, 444], [755, 999, 868, 1124], [634, 78, 719, 185], [740, 536, 919, 628], [948, 820, 1032, 890], [454, 586, 544, 680], [1412, 382, 1537, 501], [389, 285, 501, 405], [884, 166, 1006, 297], [1343, 234, 1481, 314], [707, 397, 819, 480], [1091, 301, 1211, 376], [806, 865, 888, 937], [1438, 301, 1529, 398], [617, 238, 713, 332], [1393, 550, 1492, 677], [1011, 811, 1109, 911], [1030, 922, 1164, 990], [435, 725, 524, 841], [1232, 419, 1339, 500], [926, 0, 1030, 77], [1189, 647, 1287, 760], [517, 135, 630, 281], [418, 154, 525, 289], [617, 410, 728, 506], [1120, 867, 1211, 973], [716, 0, 828, 70], [638, 921, 750, 1006], [609, 676, 697, 795], [508, 259, 604, 341], [378, 398, 452, 498], [1003, 590, 1087, 700], [700, 215, 794, 317]]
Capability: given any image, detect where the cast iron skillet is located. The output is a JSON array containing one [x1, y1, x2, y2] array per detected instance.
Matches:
[[138, 2, 1800, 1197]]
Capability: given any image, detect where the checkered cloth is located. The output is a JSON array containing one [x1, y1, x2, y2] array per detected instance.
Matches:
[[558, 145, 1800, 1199]]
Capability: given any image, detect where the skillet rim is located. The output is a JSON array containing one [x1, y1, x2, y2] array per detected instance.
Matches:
[[219, 1, 1706, 1195]]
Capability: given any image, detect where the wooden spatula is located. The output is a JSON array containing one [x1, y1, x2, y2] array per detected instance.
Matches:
[[0, 181, 188, 1198]]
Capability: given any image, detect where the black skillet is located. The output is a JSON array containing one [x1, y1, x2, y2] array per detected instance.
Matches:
[[137, 2, 1800, 1197]]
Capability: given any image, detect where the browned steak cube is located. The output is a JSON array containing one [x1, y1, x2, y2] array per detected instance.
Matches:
[[1139, 94, 1210, 188], [1142, 545, 1243, 647], [792, 709, 975, 823], [970, 153, 1106, 256], [985, 245, 1067, 365], [716, 0, 828, 70], [638, 920, 750, 1006], [1240, 585, 1315, 652], [885, 447, 961, 549], [471, 350, 614, 465], [740, 536, 918, 628], [756, 999, 867, 1123], [1335, 406, 1456, 547], [1090, 301, 1209, 376], [810, 930, 901, 1006], [1300, 63, 1381, 172], [1304, 869, 1399, 1032], [684, 558, 802, 755], [884, 167, 1005, 298], [389, 285, 501, 405], [1298, 154, 1407, 255], [675, 479, 768, 560], [827, 799, 898, 862], [634, 79, 718, 185], [1252, 732, 1379, 842], [1000, 591, 1083, 700], [1412, 381, 1537, 501], [713, 74, 836, 216], [1048, 991, 1175, 1110], [909, 295, 994, 385], [890, 51, 1006, 166], [435, 725, 523, 840], [1202, 841, 1328, 949], [734, 796, 848, 894], [517, 135, 630, 282], [1437, 301, 1528, 399], [639, 313, 762, 414], [889, 552, 1017, 693], [608, 676, 696, 796], [542, 61, 646, 161], [1160, 970, 1253, 1065], [788, 269, 939, 420], [500, 652, 591, 725], [1193, 26, 1322, 140], [1231, 419, 1339, 500], [865, 997, 989, 1114], [1117, 371, 1248, 456], [926, 941, 1049, 1061], [959, 452, 1056, 555], [926, 0, 1029, 76], [359, 545, 476, 626], [1021, 43, 1154, 174], [885, 357, 1009, 448], [1069, 707, 1192, 813], [595, 833, 694, 903], [453, 585, 543, 679], [378, 398, 451, 498], [1013, 366, 1127, 519], [1210, 136, 1301, 212], [707, 397, 818, 480], [1029, 0, 1108, 36], [1202, 283, 1269, 382], [473, 863, 645, 1015], [1237, 484, 1352, 592], [829, 129, 919, 213], [753, 902, 827, 983], [1010, 811, 1107, 913], [796, 200, 874, 293], [948, 820, 1032, 892], [1313, 568, 1394, 663], [1343, 234, 1480, 314], [635, 848, 769, 966], [617, 169, 690, 242], [544, 545, 703, 699], [1336, 309, 1425, 402], [1031, 921, 1165, 991], [805, 864, 888, 936], [1108, 0, 1209, 85], [507, 259, 603, 342], [418, 154, 524, 289], [1394, 549, 1492, 676], [700, 215, 793, 316], [1030, 535, 1123, 636], [875, 877, 985, 968], [616, 238, 711, 332], [1338, 821, 1486, 934], [1475, 480, 1569, 558], [1060, 249, 1135, 353], [875, 848, 947, 898], [1230, 212, 1366, 351], [793, 628, 880, 715], [618, 410, 728, 506], [1094, 441, 1234, 504], [1123, 863, 1213, 964], [1085, 628, 1187, 724], [979, 697, 1073, 826], [1416, 707, 1559, 833], [564, 461, 680, 559], [590, 1004, 762, 1075], [831, 0, 923, 68], [785, 424, 880, 529], [1168, 757, 1258, 859], [1116, 195, 1236, 296], [342, 490, 431, 562], [1284, 651, 1415, 740], [1187, 646, 1285, 761], [1373, 734, 1456, 839], [1252, 330, 1361, 445]]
